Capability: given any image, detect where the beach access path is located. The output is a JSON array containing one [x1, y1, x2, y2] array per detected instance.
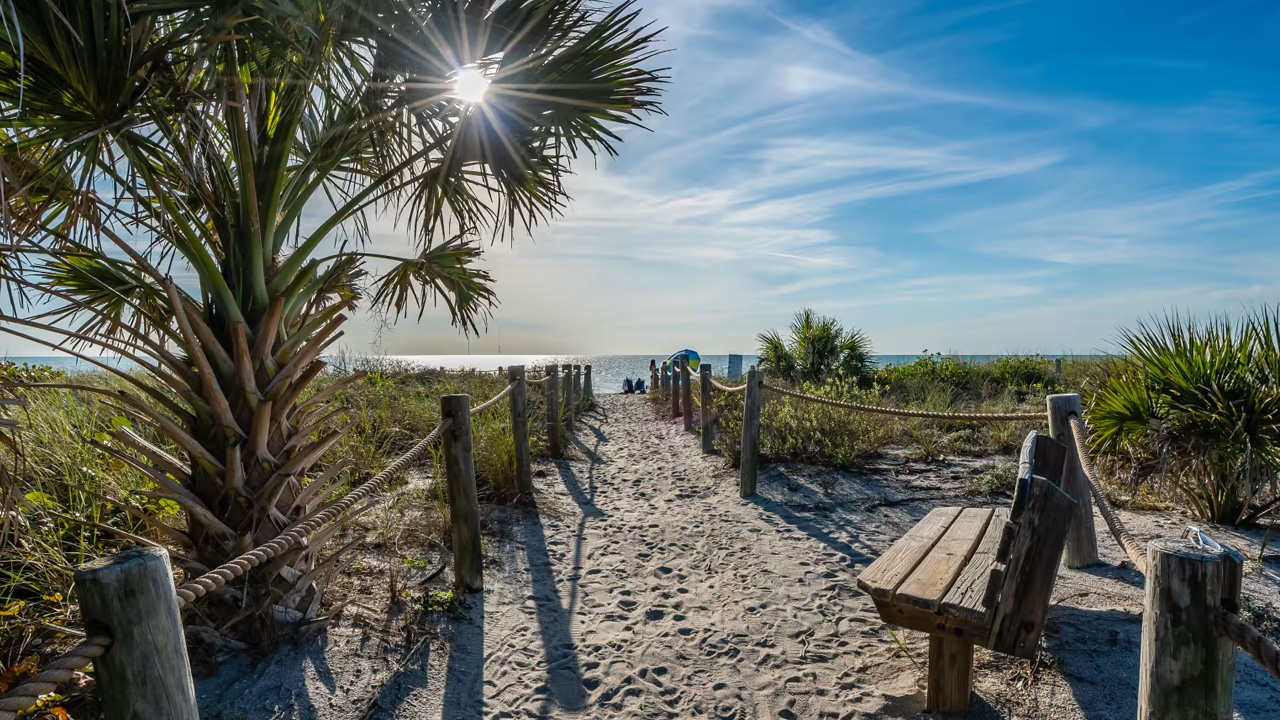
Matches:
[[200, 393, 1280, 719]]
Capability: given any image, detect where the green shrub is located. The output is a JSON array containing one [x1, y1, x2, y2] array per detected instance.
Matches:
[[1089, 311, 1280, 525], [757, 309, 873, 385]]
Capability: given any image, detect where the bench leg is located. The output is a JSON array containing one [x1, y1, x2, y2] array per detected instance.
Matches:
[[926, 635, 973, 717]]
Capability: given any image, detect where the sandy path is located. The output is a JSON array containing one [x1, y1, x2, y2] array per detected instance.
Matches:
[[200, 394, 1280, 719]]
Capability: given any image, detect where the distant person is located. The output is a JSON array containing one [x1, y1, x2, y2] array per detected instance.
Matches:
[[623, 377, 635, 394], [635, 378, 646, 394]]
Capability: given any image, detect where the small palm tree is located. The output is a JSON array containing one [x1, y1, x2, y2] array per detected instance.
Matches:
[[1091, 310, 1280, 524], [757, 309, 872, 385], [0, 0, 664, 625]]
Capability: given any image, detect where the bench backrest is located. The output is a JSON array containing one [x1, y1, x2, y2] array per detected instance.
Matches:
[[986, 430, 1076, 658]]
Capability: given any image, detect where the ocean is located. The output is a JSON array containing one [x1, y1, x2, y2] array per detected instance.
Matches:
[[3, 353, 1100, 393]]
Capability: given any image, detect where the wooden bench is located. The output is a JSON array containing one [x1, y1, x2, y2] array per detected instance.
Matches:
[[856, 431, 1077, 716]]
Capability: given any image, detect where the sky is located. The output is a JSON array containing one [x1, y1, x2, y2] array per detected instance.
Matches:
[[7, 0, 1280, 358]]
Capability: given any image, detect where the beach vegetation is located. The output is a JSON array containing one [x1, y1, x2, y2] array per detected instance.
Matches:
[[0, 0, 664, 632], [757, 309, 874, 385], [1089, 310, 1280, 525], [1, 363, 538, 667]]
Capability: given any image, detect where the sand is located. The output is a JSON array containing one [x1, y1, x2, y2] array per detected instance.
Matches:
[[198, 393, 1280, 719]]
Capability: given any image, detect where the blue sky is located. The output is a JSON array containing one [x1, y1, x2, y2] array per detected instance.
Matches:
[[362, 0, 1277, 357], [10, 0, 1276, 359]]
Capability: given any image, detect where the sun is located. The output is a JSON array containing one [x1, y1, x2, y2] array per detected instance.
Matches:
[[452, 67, 491, 104]]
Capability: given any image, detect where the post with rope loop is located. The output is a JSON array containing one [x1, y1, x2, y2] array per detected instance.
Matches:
[[700, 364, 714, 452], [584, 364, 594, 407], [442, 395, 483, 591], [75, 547, 199, 719], [661, 361, 670, 394], [573, 365, 583, 415], [1139, 533, 1242, 720], [651, 362, 659, 397], [671, 355, 684, 418], [545, 364, 562, 457], [682, 357, 695, 433], [1046, 393, 1099, 568], [740, 367, 763, 498], [508, 366, 533, 497]]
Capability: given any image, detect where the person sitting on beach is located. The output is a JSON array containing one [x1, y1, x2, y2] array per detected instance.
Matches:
[[635, 378, 646, 394], [623, 377, 635, 394]]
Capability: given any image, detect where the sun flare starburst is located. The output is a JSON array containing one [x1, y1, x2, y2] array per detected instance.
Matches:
[[452, 67, 491, 104]]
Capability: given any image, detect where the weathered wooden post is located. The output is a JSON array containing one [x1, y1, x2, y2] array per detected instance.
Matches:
[[545, 364, 562, 457], [1046, 393, 1099, 568], [740, 367, 763, 498], [508, 365, 533, 497], [682, 357, 695, 432], [561, 363, 573, 424], [583, 364, 594, 406], [650, 362, 659, 395], [700, 364, 714, 452], [74, 547, 199, 720], [441, 394, 483, 591], [572, 365, 583, 415], [1138, 535, 1242, 720], [1054, 357, 1063, 381], [661, 361, 669, 394], [671, 355, 683, 418]]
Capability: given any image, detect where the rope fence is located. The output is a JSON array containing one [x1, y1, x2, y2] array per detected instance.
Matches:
[[1067, 415, 1148, 574], [0, 636, 111, 719], [762, 382, 1044, 422], [469, 381, 515, 416], [0, 366, 576, 720]]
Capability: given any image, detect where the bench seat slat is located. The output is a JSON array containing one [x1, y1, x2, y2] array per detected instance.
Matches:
[[895, 508, 994, 611], [857, 507, 961, 602], [941, 507, 1010, 626]]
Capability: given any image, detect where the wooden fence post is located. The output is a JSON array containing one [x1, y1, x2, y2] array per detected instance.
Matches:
[[441, 394, 482, 591], [700, 364, 713, 452], [583, 364, 593, 406], [650, 363, 658, 395], [572, 365, 583, 416], [1046, 393, 1099, 568], [682, 357, 695, 432], [740, 367, 763, 498], [1054, 357, 1063, 381], [74, 547, 198, 720], [561, 363, 573, 424], [545, 364, 562, 457], [508, 365, 532, 497], [671, 355, 683, 418], [1138, 536, 1242, 720]]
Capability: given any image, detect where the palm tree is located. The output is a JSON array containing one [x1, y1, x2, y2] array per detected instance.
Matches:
[[0, 0, 664, 624], [757, 308, 870, 386], [757, 308, 872, 385]]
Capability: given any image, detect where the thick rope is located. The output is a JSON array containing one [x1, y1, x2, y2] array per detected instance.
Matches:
[[1067, 415, 1149, 575], [710, 378, 747, 393], [0, 635, 111, 719], [174, 418, 451, 608], [470, 381, 515, 416], [1215, 609, 1280, 681], [762, 383, 1043, 422], [527, 376, 549, 386]]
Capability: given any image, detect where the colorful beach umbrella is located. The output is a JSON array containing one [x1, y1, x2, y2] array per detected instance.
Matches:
[[668, 349, 701, 371]]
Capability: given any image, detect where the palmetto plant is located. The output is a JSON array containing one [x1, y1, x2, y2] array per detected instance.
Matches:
[[757, 308, 872, 386], [0, 0, 663, 626], [1090, 311, 1280, 524]]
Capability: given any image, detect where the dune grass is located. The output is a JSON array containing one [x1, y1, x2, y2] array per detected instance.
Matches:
[[0, 358, 550, 671]]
